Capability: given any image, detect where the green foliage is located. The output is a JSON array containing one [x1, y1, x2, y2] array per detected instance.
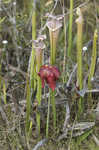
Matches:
[[46, 89, 51, 138], [76, 129, 93, 145], [88, 30, 98, 89], [0, 17, 6, 24], [76, 7, 83, 90], [3, 79, 7, 104], [68, 0, 73, 57], [3, 0, 12, 4], [0, 0, 99, 149], [76, 8, 83, 116], [26, 76, 31, 133], [36, 69, 42, 134]]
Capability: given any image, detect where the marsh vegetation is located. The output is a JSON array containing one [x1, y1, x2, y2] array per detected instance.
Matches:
[[0, 0, 99, 150]]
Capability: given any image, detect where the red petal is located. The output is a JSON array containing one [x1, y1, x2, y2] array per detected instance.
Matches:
[[38, 65, 60, 91], [52, 67, 60, 79], [47, 76, 56, 91], [41, 79, 45, 88]]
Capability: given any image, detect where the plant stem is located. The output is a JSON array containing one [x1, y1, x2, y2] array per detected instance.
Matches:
[[47, 18, 62, 131], [63, 0, 67, 82], [36, 61, 42, 134], [50, 31, 57, 65], [30, 0, 36, 91], [68, 0, 73, 57], [76, 8, 83, 90], [88, 30, 98, 89], [26, 76, 31, 133], [26, 0, 36, 137], [76, 8, 83, 116], [50, 31, 56, 129], [46, 89, 51, 138], [3, 79, 6, 104], [51, 91, 56, 128]]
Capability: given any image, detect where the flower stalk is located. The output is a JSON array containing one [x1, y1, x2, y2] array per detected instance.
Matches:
[[68, 0, 73, 57], [33, 36, 46, 134], [76, 8, 83, 116], [63, 1, 67, 82], [38, 64, 60, 136], [47, 17, 62, 129], [88, 30, 98, 89], [76, 7, 83, 90], [26, 76, 31, 133], [30, 0, 37, 92], [26, 0, 37, 138]]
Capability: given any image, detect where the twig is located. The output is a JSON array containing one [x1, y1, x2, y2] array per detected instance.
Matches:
[[58, 102, 70, 141], [32, 138, 47, 150], [66, 64, 77, 87], [0, 106, 9, 126], [8, 64, 28, 78], [92, 134, 99, 146], [63, 101, 70, 131], [86, 89, 99, 93]]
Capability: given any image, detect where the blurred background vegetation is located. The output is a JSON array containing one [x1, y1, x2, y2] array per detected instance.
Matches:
[[0, 0, 99, 150]]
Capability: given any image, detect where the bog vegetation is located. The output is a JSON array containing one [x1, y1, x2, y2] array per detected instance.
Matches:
[[0, 0, 99, 150]]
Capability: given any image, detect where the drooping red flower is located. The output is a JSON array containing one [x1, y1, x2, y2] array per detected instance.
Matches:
[[38, 65, 60, 91]]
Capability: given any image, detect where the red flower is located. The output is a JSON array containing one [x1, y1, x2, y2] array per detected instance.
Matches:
[[38, 65, 60, 91]]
